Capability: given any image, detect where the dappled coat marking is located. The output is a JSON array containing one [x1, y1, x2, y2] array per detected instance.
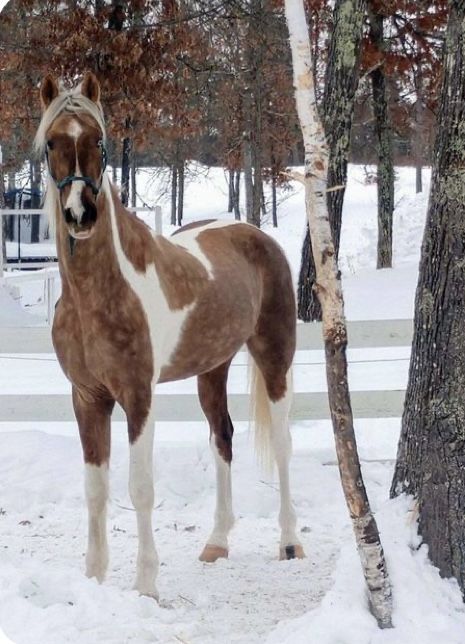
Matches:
[[35, 72, 305, 599]]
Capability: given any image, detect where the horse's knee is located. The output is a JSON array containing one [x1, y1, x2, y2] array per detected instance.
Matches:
[[85, 464, 109, 514], [129, 476, 154, 511]]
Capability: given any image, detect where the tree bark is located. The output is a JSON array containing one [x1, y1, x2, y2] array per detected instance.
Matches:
[[368, 6, 394, 269], [0, 167, 5, 278], [391, 1, 465, 597], [271, 174, 277, 227], [233, 170, 241, 220], [177, 161, 184, 227], [285, 0, 392, 628], [171, 165, 178, 226], [228, 169, 234, 213], [130, 156, 137, 208], [297, 0, 365, 321], [416, 164, 422, 194], [120, 120, 132, 207], [243, 132, 254, 225]]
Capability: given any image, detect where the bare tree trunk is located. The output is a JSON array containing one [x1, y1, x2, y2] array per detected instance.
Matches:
[[243, 133, 254, 225], [233, 170, 241, 220], [285, 0, 392, 628], [171, 165, 178, 226], [416, 164, 422, 193], [297, 0, 365, 321], [391, 0, 465, 598], [0, 165, 5, 278], [228, 169, 234, 213], [271, 174, 277, 227], [30, 159, 41, 242], [177, 161, 184, 227], [120, 120, 132, 207], [369, 6, 394, 269], [130, 156, 137, 208]]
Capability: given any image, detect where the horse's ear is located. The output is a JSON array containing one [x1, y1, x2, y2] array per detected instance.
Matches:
[[40, 75, 59, 110], [81, 72, 101, 104]]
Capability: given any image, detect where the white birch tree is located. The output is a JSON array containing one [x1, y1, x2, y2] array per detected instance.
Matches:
[[284, 0, 393, 629]]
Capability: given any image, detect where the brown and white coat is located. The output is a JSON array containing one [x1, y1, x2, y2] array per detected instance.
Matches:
[[36, 73, 304, 599]]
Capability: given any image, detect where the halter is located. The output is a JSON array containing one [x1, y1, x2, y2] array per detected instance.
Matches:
[[46, 139, 108, 197], [45, 139, 108, 256]]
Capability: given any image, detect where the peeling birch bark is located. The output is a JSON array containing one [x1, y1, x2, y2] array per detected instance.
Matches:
[[284, 0, 393, 629]]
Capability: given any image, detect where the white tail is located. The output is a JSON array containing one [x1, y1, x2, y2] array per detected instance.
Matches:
[[249, 356, 274, 473]]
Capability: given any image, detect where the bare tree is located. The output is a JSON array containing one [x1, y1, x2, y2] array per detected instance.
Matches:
[[391, 0, 465, 598], [285, 0, 392, 628]]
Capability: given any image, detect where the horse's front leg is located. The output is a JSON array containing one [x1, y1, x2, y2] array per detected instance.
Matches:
[[73, 386, 114, 582], [126, 388, 158, 599]]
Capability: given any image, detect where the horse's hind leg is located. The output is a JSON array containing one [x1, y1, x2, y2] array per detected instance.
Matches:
[[247, 338, 305, 560], [73, 386, 114, 582], [197, 360, 235, 563]]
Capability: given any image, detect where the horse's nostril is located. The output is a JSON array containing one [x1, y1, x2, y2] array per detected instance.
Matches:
[[64, 208, 75, 224]]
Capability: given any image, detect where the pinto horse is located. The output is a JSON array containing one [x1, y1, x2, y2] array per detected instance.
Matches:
[[35, 73, 304, 599]]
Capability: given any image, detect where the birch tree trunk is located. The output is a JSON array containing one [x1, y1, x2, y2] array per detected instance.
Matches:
[[284, 0, 392, 628], [297, 0, 365, 321]]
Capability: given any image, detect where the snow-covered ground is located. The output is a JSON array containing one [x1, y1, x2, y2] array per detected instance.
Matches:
[[2, 165, 465, 644]]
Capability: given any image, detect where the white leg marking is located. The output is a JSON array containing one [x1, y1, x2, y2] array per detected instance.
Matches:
[[207, 441, 234, 550], [85, 463, 109, 582], [129, 399, 158, 598], [269, 371, 301, 550]]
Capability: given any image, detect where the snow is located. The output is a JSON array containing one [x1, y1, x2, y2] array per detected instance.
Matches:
[[2, 164, 464, 644]]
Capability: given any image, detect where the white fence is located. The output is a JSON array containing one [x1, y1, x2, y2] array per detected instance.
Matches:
[[0, 320, 413, 422], [0, 206, 163, 272], [1, 207, 163, 317]]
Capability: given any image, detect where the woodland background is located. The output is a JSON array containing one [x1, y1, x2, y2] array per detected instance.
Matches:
[[0, 0, 446, 222]]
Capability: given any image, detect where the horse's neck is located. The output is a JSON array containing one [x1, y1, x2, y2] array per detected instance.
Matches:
[[56, 182, 155, 297], [55, 187, 123, 293]]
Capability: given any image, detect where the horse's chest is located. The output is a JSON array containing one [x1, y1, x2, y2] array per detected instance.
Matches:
[[53, 294, 153, 394]]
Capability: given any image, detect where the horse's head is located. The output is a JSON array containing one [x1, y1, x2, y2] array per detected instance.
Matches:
[[37, 73, 107, 240]]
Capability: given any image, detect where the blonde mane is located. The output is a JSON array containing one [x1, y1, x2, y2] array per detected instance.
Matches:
[[34, 83, 107, 156]]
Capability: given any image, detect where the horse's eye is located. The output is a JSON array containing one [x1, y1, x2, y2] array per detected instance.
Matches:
[[47, 140, 54, 150]]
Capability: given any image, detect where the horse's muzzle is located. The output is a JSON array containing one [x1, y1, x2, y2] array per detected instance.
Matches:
[[65, 203, 98, 239]]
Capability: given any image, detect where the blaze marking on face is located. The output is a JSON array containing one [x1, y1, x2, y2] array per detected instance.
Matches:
[[65, 119, 85, 222]]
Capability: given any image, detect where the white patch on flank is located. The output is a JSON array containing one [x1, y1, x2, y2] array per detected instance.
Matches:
[[64, 118, 85, 222], [170, 219, 242, 279]]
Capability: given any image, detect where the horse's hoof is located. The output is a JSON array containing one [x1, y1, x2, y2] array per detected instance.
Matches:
[[279, 544, 306, 560], [199, 544, 228, 563], [135, 585, 159, 601]]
